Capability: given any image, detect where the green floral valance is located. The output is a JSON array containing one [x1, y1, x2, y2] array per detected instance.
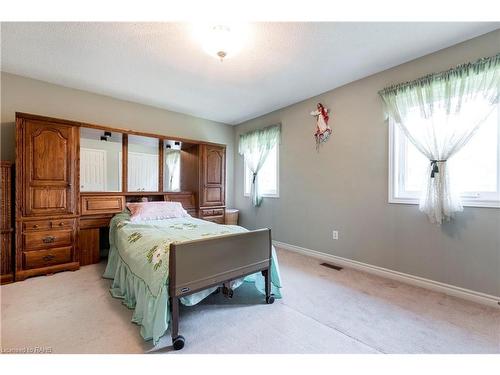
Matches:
[[379, 53, 500, 97], [238, 124, 281, 156]]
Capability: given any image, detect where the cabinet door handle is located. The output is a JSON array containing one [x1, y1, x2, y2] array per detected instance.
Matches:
[[42, 254, 55, 261], [58, 222, 64, 226], [42, 236, 56, 244], [33, 224, 39, 229]]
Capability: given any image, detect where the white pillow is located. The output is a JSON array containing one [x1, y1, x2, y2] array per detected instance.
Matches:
[[126, 201, 190, 222]]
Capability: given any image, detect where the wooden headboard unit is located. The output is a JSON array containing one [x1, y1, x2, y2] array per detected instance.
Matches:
[[14, 112, 226, 281]]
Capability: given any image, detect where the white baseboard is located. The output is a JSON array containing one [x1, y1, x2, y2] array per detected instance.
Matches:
[[273, 240, 500, 309]]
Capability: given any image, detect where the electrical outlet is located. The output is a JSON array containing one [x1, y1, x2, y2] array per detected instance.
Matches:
[[332, 230, 339, 240]]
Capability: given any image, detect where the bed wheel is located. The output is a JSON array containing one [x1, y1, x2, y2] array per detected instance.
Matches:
[[172, 335, 185, 351], [222, 285, 234, 298], [266, 294, 275, 304]]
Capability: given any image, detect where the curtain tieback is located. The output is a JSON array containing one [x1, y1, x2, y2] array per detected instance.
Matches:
[[430, 160, 447, 178], [252, 172, 257, 184]]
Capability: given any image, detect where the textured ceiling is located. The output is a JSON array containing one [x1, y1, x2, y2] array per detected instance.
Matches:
[[1, 22, 499, 124]]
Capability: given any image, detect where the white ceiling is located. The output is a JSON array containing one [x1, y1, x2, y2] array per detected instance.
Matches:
[[1, 22, 498, 124]]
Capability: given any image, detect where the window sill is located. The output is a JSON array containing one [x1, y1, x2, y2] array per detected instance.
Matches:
[[244, 194, 280, 199], [389, 197, 500, 208]]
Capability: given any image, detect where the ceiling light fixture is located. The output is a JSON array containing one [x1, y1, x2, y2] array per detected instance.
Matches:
[[194, 23, 249, 62]]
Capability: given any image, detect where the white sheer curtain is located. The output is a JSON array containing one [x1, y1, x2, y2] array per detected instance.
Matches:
[[165, 150, 180, 191], [239, 124, 281, 207], [380, 54, 500, 223]]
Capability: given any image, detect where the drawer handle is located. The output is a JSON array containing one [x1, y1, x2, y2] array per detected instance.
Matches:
[[42, 236, 56, 244], [42, 255, 55, 261], [58, 222, 65, 226], [33, 224, 39, 229]]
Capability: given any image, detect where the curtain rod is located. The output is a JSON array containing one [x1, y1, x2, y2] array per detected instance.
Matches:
[[378, 53, 500, 96]]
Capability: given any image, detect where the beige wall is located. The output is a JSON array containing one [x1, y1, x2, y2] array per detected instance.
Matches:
[[234, 30, 500, 296], [0, 72, 235, 206]]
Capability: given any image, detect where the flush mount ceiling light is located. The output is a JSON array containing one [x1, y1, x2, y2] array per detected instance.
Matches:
[[193, 23, 249, 62]]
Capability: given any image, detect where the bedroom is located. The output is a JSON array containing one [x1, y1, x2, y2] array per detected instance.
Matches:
[[0, 0, 499, 373]]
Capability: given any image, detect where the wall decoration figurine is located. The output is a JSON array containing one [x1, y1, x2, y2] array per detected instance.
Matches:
[[310, 103, 332, 150]]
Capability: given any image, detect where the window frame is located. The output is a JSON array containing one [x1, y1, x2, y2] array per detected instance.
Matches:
[[243, 143, 280, 199], [388, 111, 500, 209]]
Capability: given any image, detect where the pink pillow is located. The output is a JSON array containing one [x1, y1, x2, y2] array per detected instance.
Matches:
[[126, 202, 190, 222]]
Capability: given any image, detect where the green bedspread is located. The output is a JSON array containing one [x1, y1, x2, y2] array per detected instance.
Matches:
[[103, 211, 282, 344]]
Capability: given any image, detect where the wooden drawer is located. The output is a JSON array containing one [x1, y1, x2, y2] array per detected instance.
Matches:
[[23, 218, 75, 231], [212, 208, 224, 216], [23, 219, 51, 231], [81, 195, 125, 216], [23, 247, 72, 269], [203, 216, 225, 224], [24, 229, 72, 250], [200, 207, 224, 224], [200, 209, 214, 217], [50, 218, 75, 230], [200, 208, 224, 217]]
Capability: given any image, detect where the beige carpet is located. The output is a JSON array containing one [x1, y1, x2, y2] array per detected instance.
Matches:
[[1, 248, 499, 354]]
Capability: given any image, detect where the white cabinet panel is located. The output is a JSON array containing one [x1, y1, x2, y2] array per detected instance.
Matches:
[[127, 152, 159, 192], [80, 148, 106, 192]]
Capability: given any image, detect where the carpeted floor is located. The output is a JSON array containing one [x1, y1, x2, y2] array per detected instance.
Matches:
[[1, 248, 499, 354]]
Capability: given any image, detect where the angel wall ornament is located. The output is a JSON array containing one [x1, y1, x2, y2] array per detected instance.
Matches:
[[310, 103, 332, 150]]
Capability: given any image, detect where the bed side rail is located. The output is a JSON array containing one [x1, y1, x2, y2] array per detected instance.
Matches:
[[169, 228, 271, 297]]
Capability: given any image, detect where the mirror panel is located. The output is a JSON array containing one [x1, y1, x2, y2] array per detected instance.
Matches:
[[163, 140, 181, 192], [128, 135, 159, 192], [80, 128, 122, 192]]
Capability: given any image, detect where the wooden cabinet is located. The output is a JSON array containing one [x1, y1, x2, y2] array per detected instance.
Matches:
[[15, 114, 80, 281], [13, 112, 229, 280], [199, 144, 225, 207], [1, 161, 14, 284], [22, 119, 78, 217], [199, 144, 225, 223]]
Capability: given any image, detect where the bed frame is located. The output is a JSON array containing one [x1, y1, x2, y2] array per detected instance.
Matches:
[[168, 228, 275, 350]]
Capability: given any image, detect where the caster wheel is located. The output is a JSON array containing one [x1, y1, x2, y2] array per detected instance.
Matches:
[[172, 335, 185, 350], [266, 295, 275, 304], [222, 286, 234, 298]]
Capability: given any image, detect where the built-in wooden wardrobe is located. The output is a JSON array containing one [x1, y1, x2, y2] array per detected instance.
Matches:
[[15, 112, 226, 281]]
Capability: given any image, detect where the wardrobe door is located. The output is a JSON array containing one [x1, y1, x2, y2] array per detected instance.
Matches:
[[23, 120, 78, 216], [199, 144, 225, 207]]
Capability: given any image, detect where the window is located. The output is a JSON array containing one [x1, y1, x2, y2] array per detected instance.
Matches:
[[389, 103, 500, 208], [244, 143, 279, 197]]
